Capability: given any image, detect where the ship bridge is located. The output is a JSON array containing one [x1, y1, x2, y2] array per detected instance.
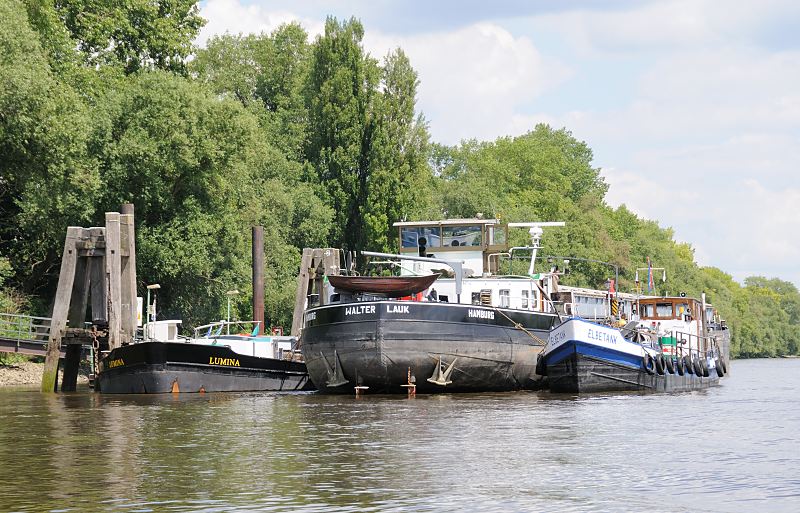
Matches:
[[393, 218, 509, 276]]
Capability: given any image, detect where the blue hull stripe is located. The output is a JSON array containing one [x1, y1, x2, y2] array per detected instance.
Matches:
[[545, 340, 642, 370]]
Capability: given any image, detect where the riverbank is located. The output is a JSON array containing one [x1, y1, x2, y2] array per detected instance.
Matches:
[[0, 359, 90, 387]]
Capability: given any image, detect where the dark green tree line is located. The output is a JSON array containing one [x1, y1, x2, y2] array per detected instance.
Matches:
[[1, 0, 798, 355]]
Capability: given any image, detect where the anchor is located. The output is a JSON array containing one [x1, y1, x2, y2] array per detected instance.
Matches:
[[427, 356, 457, 386], [321, 350, 349, 388]]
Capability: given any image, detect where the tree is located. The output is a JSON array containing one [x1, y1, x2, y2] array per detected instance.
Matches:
[[362, 49, 433, 252], [52, 0, 205, 74], [305, 17, 380, 250], [89, 71, 332, 328], [0, 0, 100, 298]]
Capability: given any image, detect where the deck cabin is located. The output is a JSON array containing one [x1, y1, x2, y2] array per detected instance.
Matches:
[[636, 296, 728, 358], [386, 218, 565, 313], [552, 285, 639, 321]]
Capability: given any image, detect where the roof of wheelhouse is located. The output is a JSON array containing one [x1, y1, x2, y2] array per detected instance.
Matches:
[[393, 218, 501, 227]]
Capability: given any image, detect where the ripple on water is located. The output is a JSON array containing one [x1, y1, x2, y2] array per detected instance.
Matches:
[[0, 359, 799, 512]]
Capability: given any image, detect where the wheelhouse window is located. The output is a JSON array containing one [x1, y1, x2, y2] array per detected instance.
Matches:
[[521, 290, 529, 309], [656, 303, 673, 317], [401, 227, 441, 248], [488, 225, 506, 245], [442, 225, 482, 247], [641, 301, 680, 320]]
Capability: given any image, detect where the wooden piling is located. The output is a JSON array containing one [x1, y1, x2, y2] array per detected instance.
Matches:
[[41, 209, 138, 392], [291, 248, 315, 337], [120, 204, 137, 341], [42, 227, 81, 392], [61, 245, 90, 392], [105, 213, 123, 350]]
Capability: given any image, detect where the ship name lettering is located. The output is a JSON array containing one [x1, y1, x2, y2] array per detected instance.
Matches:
[[108, 358, 125, 368], [209, 357, 240, 367], [587, 329, 616, 344], [468, 309, 494, 320], [386, 304, 409, 314], [306, 312, 316, 322], [345, 305, 376, 316], [549, 330, 566, 345]]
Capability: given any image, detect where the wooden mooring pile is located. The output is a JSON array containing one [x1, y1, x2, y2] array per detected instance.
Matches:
[[41, 205, 138, 392]]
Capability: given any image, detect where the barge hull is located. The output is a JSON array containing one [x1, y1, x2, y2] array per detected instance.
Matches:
[[547, 350, 720, 393], [301, 301, 557, 394], [97, 342, 310, 394]]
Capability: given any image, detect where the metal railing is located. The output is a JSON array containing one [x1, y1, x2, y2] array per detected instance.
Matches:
[[0, 313, 52, 343], [0, 312, 53, 356]]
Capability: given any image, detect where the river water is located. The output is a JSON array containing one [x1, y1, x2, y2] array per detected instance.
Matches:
[[0, 358, 798, 512]]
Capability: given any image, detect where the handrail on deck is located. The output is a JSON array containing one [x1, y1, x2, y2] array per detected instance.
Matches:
[[192, 320, 262, 338], [0, 312, 52, 343]]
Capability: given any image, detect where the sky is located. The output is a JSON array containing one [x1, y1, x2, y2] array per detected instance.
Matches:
[[196, 0, 800, 288]]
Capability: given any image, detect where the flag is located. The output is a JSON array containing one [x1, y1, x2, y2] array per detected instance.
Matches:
[[647, 257, 654, 293]]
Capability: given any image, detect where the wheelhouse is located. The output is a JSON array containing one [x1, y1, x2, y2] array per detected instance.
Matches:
[[638, 297, 701, 322]]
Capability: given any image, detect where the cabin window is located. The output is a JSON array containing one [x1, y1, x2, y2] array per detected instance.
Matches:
[[675, 303, 690, 318], [656, 303, 673, 317], [401, 227, 441, 248], [488, 226, 506, 245], [471, 292, 481, 305], [643, 302, 675, 319], [439, 295, 449, 303], [521, 290, 529, 309], [499, 289, 510, 308], [442, 225, 482, 247]]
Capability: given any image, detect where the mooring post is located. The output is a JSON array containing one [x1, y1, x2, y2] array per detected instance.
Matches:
[[252, 226, 264, 334], [105, 213, 123, 350], [61, 236, 90, 392], [291, 248, 315, 337], [120, 204, 137, 342], [42, 227, 81, 392]]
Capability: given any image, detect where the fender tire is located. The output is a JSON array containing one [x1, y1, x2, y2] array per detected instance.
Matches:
[[684, 355, 694, 375], [655, 354, 666, 375], [643, 354, 655, 375], [535, 354, 547, 376], [665, 356, 675, 375], [715, 358, 725, 377], [676, 357, 685, 376], [693, 358, 704, 377]]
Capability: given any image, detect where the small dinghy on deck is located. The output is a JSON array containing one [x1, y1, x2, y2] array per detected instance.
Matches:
[[327, 274, 440, 297]]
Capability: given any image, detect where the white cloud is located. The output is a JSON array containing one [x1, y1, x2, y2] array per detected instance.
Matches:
[[363, 23, 572, 144], [602, 134, 800, 285], [194, 0, 800, 286], [197, 0, 323, 46], [533, 0, 800, 55], [198, 2, 571, 144]]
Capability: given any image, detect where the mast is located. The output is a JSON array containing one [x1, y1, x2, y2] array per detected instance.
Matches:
[[507, 222, 566, 275]]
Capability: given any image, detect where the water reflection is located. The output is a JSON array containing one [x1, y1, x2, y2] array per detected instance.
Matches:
[[0, 360, 799, 512]]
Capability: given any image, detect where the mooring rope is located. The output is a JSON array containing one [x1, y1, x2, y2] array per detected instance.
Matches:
[[490, 306, 548, 346]]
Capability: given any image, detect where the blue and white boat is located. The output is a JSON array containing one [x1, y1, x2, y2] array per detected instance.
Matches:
[[541, 294, 729, 393]]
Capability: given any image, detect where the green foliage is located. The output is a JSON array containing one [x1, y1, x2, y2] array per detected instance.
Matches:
[[0, 7, 796, 356], [52, 0, 205, 74], [192, 24, 311, 163], [0, 0, 100, 293]]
